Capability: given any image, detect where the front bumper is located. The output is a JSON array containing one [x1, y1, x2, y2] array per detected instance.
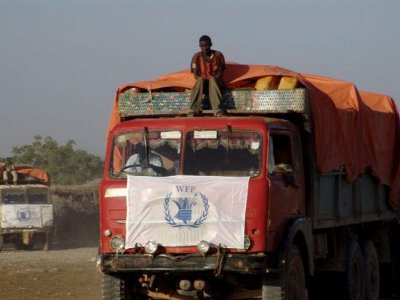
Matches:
[[99, 252, 267, 275], [0, 227, 52, 234]]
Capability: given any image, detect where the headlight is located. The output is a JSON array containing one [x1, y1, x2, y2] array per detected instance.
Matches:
[[109, 236, 125, 252], [144, 241, 159, 254], [197, 240, 210, 254], [244, 235, 252, 250]]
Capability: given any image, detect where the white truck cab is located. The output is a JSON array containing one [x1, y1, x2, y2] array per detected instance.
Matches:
[[0, 184, 53, 251]]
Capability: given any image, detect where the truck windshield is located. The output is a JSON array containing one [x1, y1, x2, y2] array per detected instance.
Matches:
[[2, 191, 26, 204], [27, 189, 49, 204], [183, 130, 262, 177], [110, 130, 181, 178]]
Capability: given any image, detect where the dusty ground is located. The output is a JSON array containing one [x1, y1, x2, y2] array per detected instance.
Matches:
[[0, 183, 102, 300], [0, 247, 101, 300], [0, 246, 397, 300]]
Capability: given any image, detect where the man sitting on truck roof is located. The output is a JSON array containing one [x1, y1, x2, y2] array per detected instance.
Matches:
[[188, 35, 226, 116], [2, 157, 18, 185]]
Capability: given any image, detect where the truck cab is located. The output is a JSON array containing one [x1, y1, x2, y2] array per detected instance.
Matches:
[[98, 85, 314, 299], [0, 168, 53, 251]]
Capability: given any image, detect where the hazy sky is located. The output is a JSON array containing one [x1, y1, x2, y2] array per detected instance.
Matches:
[[1, 0, 399, 158]]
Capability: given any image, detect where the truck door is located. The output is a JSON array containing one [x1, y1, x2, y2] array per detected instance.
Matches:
[[267, 131, 305, 250]]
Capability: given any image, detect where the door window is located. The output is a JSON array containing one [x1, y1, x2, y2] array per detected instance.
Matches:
[[268, 134, 294, 174]]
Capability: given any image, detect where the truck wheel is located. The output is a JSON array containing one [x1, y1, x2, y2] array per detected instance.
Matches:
[[362, 241, 379, 300], [344, 240, 365, 300], [0, 235, 3, 252], [263, 245, 308, 300], [15, 237, 29, 250], [284, 245, 308, 300], [28, 233, 47, 251], [42, 233, 52, 251], [101, 273, 132, 300]]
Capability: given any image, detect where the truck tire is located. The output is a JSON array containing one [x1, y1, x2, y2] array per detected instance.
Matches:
[[0, 235, 3, 252], [102, 273, 127, 300], [15, 237, 29, 250], [362, 241, 379, 300], [27, 233, 47, 251], [344, 240, 365, 300], [42, 233, 52, 251], [263, 245, 308, 300], [284, 245, 308, 300], [102, 273, 143, 300]]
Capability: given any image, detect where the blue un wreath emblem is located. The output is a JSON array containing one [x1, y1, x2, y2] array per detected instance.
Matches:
[[164, 192, 209, 228], [17, 209, 31, 221]]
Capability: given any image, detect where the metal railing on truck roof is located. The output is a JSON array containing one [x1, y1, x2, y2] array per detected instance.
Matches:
[[118, 88, 308, 118]]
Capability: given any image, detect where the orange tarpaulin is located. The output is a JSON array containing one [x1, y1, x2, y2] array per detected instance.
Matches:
[[107, 63, 400, 208], [0, 164, 50, 185]]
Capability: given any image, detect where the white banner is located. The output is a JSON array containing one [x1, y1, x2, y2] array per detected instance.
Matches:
[[126, 175, 249, 249], [0, 204, 53, 228]]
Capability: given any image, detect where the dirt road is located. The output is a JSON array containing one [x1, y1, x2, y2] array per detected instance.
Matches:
[[0, 247, 101, 300], [0, 246, 396, 300]]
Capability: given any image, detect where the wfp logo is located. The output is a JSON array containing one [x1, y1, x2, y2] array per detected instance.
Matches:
[[17, 209, 31, 221], [164, 185, 209, 228], [174, 198, 196, 224]]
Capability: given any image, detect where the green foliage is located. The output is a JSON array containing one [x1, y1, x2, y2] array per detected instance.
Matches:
[[11, 135, 104, 185]]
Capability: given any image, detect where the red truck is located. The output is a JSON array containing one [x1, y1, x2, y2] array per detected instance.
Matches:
[[97, 64, 400, 300]]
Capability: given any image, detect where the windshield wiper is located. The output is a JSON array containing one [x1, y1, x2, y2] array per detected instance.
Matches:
[[119, 163, 142, 174]]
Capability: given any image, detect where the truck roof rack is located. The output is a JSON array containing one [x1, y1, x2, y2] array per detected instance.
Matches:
[[118, 88, 308, 118]]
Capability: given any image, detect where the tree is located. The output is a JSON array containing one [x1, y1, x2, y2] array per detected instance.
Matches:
[[11, 135, 104, 185]]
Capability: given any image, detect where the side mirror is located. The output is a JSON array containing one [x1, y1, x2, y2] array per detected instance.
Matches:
[[272, 163, 293, 174], [272, 164, 299, 188]]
